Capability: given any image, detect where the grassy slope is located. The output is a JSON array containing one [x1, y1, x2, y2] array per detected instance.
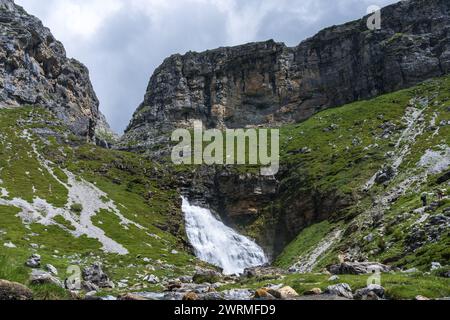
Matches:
[[272, 76, 450, 271], [0, 107, 201, 299]]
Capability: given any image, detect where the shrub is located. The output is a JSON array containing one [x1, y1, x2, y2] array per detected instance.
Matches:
[[70, 203, 83, 213]]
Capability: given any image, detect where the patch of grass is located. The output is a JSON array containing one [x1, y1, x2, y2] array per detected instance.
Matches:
[[70, 203, 83, 214], [274, 221, 336, 268]]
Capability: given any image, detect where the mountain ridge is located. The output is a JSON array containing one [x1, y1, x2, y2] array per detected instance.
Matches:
[[121, 0, 450, 153]]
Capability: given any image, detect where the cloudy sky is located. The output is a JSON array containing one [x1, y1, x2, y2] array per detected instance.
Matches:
[[16, 0, 398, 133]]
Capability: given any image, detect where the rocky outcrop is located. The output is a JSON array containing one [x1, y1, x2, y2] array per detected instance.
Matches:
[[329, 262, 391, 275], [0, 0, 101, 140], [0, 279, 33, 300], [122, 0, 450, 151]]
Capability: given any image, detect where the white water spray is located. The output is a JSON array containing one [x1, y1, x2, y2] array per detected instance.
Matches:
[[182, 197, 268, 275]]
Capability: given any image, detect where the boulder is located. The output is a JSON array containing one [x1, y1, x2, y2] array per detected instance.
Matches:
[[45, 264, 58, 276], [143, 274, 160, 284], [253, 288, 274, 300], [431, 262, 442, 271], [193, 269, 222, 284], [328, 275, 340, 282], [118, 293, 149, 301], [277, 286, 299, 299], [437, 171, 450, 184], [179, 276, 193, 283], [375, 166, 396, 184], [415, 295, 431, 301], [0, 279, 33, 300], [83, 263, 114, 288], [30, 270, 63, 288], [305, 288, 322, 296], [354, 285, 385, 300], [25, 254, 41, 268], [166, 279, 183, 291], [326, 283, 353, 300], [329, 262, 391, 275], [254, 288, 270, 299], [81, 281, 99, 292], [182, 292, 199, 301], [201, 292, 224, 300]]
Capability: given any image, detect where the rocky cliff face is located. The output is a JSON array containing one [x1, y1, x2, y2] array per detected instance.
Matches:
[[122, 0, 450, 151], [0, 0, 100, 140]]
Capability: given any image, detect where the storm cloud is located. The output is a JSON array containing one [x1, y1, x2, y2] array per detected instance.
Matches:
[[16, 0, 398, 133]]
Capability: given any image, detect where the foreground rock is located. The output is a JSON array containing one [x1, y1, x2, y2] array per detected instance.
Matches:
[[354, 285, 385, 300], [30, 270, 63, 288], [192, 268, 222, 284], [326, 283, 354, 300], [305, 288, 323, 296], [25, 254, 41, 268], [269, 286, 299, 300], [0, 279, 33, 300], [82, 263, 114, 288], [329, 262, 391, 275], [118, 293, 149, 301]]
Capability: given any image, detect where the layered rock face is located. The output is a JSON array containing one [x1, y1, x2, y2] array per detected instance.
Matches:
[[0, 0, 100, 139], [123, 0, 450, 151]]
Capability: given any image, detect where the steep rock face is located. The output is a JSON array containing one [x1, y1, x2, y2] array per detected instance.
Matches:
[[123, 0, 450, 151], [0, 0, 100, 139]]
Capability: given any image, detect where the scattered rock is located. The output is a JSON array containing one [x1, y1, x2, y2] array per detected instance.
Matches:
[[182, 292, 199, 301], [193, 269, 221, 284], [244, 267, 286, 279], [328, 275, 340, 282], [254, 288, 269, 299], [143, 274, 160, 284], [431, 262, 442, 271], [118, 293, 149, 301], [323, 124, 339, 132], [166, 279, 183, 291], [45, 264, 58, 276], [329, 262, 391, 275], [3, 242, 16, 248], [326, 283, 353, 300], [83, 263, 114, 288], [179, 276, 193, 283], [201, 292, 224, 300], [275, 286, 299, 300], [288, 147, 312, 155], [25, 254, 41, 268], [403, 268, 419, 274], [81, 281, 99, 292], [30, 270, 63, 288], [0, 279, 33, 300], [254, 288, 276, 300], [415, 295, 431, 301], [375, 165, 396, 184], [305, 288, 322, 296], [354, 285, 385, 300], [222, 289, 254, 300]]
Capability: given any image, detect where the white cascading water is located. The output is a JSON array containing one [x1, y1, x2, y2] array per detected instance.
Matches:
[[182, 197, 268, 275]]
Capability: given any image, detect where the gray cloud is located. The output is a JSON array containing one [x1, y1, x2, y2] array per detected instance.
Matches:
[[16, 0, 398, 133]]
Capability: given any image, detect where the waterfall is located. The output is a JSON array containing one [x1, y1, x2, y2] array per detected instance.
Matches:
[[182, 197, 268, 275]]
